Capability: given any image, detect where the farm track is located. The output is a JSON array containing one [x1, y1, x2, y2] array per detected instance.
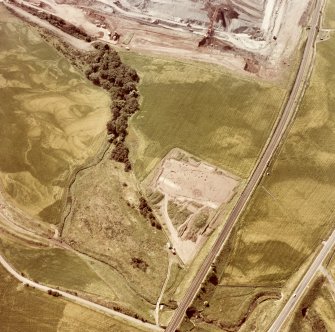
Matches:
[[0, 253, 163, 332], [165, 0, 324, 330]]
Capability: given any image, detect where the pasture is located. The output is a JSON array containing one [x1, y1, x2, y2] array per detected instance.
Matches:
[[0, 231, 161, 322], [324, 0, 335, 29]]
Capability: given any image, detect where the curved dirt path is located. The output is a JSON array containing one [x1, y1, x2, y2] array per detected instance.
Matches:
[[154, 259, 172, 326], [0, 253, 163, 332]]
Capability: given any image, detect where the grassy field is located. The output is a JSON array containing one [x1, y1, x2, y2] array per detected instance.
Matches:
[[61, 153, 169, 321], [0, 263, 147, 332], [0, 231, 161, 321], [324, 0, 335, 29], [0, 6, 170, 323], [180, 26, 335, 332], [0, 6, 110, 224], [121, 53, 286, 181], [283, 276, 335, 332]]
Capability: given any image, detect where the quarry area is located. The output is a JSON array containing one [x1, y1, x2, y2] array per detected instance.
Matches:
[[145, 149, 239, 263], [5, 0, 313, 77]]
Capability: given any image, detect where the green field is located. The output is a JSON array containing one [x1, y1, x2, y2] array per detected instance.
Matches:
[[180, 25, 335, 332], [0, 263, 147, 332], [121, 53, 286, 181], [0, 6, 110, 224]]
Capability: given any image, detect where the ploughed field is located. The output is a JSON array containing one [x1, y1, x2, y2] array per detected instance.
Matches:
[[0, 8, 109, 224]]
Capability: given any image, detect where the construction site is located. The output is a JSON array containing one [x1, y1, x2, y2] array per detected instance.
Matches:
[[5, 0, 313, 77]]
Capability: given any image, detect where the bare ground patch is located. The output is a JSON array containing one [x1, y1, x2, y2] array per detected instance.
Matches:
[[144, 148, 240, 263]]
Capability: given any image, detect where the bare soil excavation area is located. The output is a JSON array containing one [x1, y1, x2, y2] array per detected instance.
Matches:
[[6, 0, 313, 79], [145, 149, 239, 263]]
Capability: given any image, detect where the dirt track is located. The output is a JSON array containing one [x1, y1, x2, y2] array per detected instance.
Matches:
[[0, 252, 163, 332]]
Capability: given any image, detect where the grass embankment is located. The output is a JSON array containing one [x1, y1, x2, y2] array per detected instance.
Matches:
[[0, 7, 109, 224], [121, 53, 286, 181], [0, 263, 146, 332], [180, 28, 335, 332], [284, 276, 335, 332], [328, 249, 335, 280]]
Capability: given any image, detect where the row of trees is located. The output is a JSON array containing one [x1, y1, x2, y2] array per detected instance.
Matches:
[[9, 0, 92, 41], [139, 197, 162, 230], [85, 44, 162, 230], [85, 42, 140, 171]]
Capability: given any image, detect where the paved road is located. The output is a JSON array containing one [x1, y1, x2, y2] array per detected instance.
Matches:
[[0, 254, 163, 332], [165, 1, 323, 331], [268, 229, 335, 332]]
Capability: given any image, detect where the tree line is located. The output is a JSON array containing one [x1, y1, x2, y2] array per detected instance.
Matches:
[[9, 0, 92, 41], [85, 42, 140, 171]]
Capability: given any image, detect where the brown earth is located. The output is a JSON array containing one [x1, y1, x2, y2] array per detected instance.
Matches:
[[5, 0, 313, 80]]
